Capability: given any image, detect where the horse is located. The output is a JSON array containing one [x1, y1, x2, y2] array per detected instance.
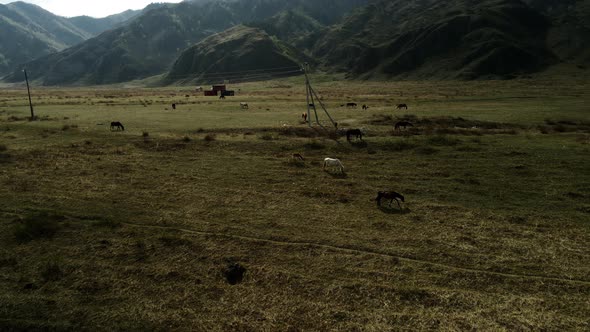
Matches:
[[219, 94, 226, 99], [375, 191, 405, 209], [346, 102, 357, 108], [110, 121, 124, 131], [346, 129, 363, 142], [172, 103, 176, 110], [302, 113, 308, 121], [240, 102, 249, 109], [394, 121, 413, 130], [362, 104, 369, 110], [397, 103, 408, 110], [323, 158, 344, 173], [292, 153, 305, 161]]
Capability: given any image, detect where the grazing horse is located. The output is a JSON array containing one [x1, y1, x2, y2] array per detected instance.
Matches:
[[375, 191, 405, 209], [323, 157, 344, 173], [394, 121, 413, 130], [397, 104, 408, 110], [346, 102, 357, 108], [362, 104, 369, 110], [240, 102, 249, 109], [110, 121, 124, 131], [346, 129, 363, 142], [292, 153, 305, 161]]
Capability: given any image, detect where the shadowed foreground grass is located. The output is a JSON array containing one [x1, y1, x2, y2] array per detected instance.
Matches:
[[0, 78, 589, 330]]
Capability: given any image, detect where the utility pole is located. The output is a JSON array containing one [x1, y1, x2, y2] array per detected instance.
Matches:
[[303, 63, 336, 129], [303, 63, 312, 127], [23, 69, 35, 120]]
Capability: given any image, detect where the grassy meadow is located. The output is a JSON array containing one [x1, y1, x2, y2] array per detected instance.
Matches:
[[0, 74, 589, 330]]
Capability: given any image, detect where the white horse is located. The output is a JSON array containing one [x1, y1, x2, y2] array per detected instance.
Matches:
[[240, 102, 249, 109], [323, 157, 344, 173]]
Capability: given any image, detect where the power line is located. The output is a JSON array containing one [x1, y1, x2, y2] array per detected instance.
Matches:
[[165, 65, 303, 81]]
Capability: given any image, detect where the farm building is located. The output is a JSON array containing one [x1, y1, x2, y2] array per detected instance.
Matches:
[[204, 84, 234, 96]]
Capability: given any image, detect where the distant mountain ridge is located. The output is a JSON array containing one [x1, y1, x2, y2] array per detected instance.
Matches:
[[67, 10, 141, 36], [2, 0, 588, 85], [2, 0, 371, 85], [0, 1, 140, 75]]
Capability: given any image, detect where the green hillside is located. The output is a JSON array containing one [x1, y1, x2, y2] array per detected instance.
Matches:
[[166, 25, 302, 84], [524, 0, 590, 64], [308, 0, 557, 79], [246, 9, 325, 46]]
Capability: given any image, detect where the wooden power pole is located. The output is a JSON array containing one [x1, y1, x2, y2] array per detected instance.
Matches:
[[23, 69, 35, 120]]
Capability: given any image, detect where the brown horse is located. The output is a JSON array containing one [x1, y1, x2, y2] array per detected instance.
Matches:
[[110, 121, 125, 131], [346, 129, 363, 142], [397, 104, 408, 110], [375, 191, 405, 209]]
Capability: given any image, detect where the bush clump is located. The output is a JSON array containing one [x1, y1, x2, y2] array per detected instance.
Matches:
[[14, 212, 64, 243]]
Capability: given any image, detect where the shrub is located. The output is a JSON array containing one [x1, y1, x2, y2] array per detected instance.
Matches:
[[182, 136, 192, 142], [14, 212, 63, 243], [142, 131, 150, 138], [204, 134, 216, 142], [0, 144, 6, 152]]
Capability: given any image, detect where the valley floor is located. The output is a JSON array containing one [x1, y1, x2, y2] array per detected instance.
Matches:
[[0, 77, 589, 330]]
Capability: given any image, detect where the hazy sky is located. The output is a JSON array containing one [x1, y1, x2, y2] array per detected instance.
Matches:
[[0, 0, 183, 18]]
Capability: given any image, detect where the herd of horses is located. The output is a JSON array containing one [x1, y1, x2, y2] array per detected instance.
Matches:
[[108, 98, 411, 210], [290, 154, 405, 210]]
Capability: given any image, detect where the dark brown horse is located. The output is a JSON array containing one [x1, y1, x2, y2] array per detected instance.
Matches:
[[346, 129, 363, 142], [110, 121, 125, 131], [375, 191, 405, 209], [394, 121, 413, 130], [397, 103, 408, 110]]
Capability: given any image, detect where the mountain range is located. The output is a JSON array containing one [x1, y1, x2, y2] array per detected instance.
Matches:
[[0, 1, 138, 75], [1, 0, 588, 85]]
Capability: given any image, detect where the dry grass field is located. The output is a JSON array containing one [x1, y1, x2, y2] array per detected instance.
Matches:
[[1, 74, 589, 331]]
